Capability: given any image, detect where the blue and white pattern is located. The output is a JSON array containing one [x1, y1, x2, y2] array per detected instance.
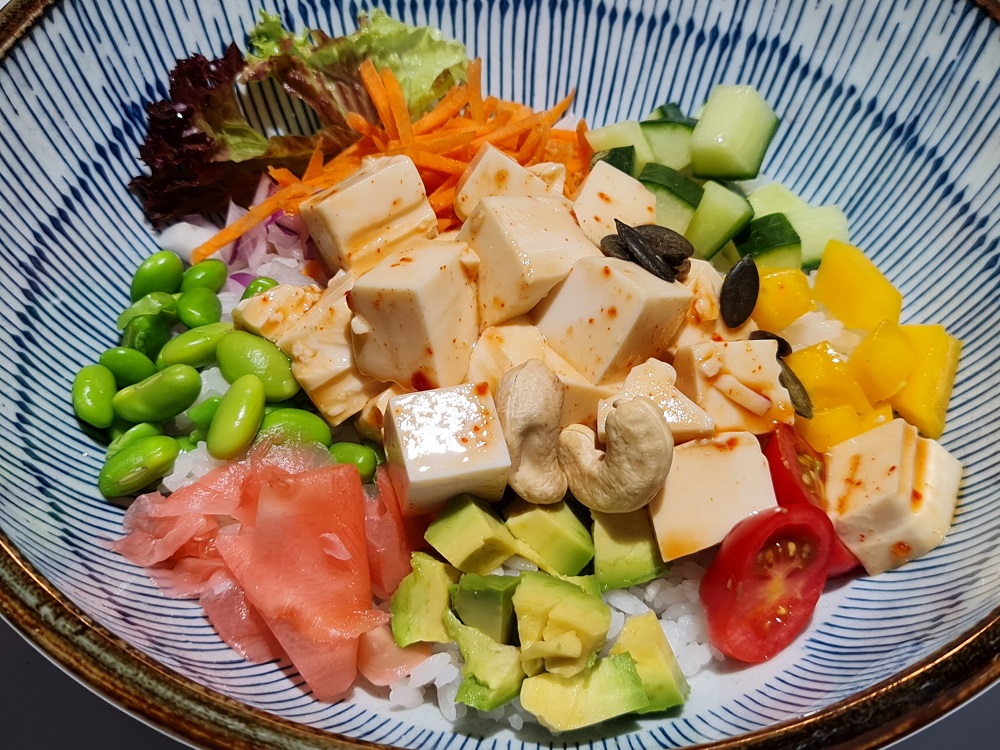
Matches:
[[1, 0, 998, 747]]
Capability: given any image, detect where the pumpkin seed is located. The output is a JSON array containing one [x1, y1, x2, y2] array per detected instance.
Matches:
[[719, 253, 759, 328], [749, 329, 792, 358], [779, 360, 813, 419], [615, 219, 675, 282], [600, 234, 633, 262], [632, 224, 695, 263]]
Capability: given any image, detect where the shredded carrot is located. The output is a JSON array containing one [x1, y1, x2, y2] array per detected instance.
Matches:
[[302, 147, 326, 182], [405, 149, 468, 175], [413, 85, 469, 135], [428, 174, 460, 213], [345, 111, 382, 139], [467, 57, 485, 122], [268, 166, 301, 189], [359, 60, 397, 140], [542, 89, 576, 126], [472, 111, 544, 151], [380, 67, 415, 146]]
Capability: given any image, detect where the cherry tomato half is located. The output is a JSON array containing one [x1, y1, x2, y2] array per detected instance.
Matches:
[[763, 424, 860, 577], [699, 504, 834, 663]]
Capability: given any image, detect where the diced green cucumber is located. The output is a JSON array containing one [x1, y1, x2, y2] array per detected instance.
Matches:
[[639, 120, 695, 172], [646, 102, 698, 126], [785, 205, 850, 270], [683, 181, 754, 260], [735, 213, 802, 269], [591, 145, 637, 177], [690, 85, 779, 179], [638, 163, 703, 233], [585, 121, 655, 175], [747, 182, 809, 217], [710, 240, 742, 274]]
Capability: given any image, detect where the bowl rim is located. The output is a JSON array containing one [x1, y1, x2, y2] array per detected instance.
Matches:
[[1, 0, 999, 747]]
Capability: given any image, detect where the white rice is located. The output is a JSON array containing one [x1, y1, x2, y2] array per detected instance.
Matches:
[[387, 554, 724, 729]]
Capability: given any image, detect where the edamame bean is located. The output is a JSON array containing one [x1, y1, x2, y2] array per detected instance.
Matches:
[[241, 276, 279, 300], [176, 435, 198, 452], [98, 435, 179, 497], [112, 364, 202, 423], [208, 374, 266, 460], [72, 364, 118, 429], [187, 395, 223, 432], [106, 422, 163, 459], [121, 314, 172, 360], [330, 441, 378, 484], [116, 291, 178, 330], [216, 331, 300, 401], [156, 322, 233, 369], [258, 408, 333, 447], [363, 439, 387, 466], [99, 347, 157, 387], [181, 259, 228, 293], [130, 250, 184, 302], [177, 287, 222, 328]]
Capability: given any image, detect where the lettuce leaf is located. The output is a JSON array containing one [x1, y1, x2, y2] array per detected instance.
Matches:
[[132, 11, 468, 227]]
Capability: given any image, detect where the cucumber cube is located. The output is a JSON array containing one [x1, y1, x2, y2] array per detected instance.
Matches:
[[735, 213, 802, 269], [690, 85, 779, 179], [585, 121, 656, 174], [684, 181, 754, 260], [785, 205, 850, 270]]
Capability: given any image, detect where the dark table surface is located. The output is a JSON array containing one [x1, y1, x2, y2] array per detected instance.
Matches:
[[1, 615, 995, 750]]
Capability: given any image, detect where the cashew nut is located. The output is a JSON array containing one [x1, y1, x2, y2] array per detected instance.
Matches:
[[558, 397, 673, 513], [495, 358, 568, 505]]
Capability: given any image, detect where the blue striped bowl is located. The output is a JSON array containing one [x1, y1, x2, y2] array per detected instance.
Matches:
[[1, 0, 998, 748]]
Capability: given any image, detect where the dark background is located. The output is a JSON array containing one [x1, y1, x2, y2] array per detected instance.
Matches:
[[1, 616, 995, 749]]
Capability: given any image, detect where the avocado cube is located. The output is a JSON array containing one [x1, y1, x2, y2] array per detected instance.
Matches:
[[592, 508, 668, 590], [451, 573, 520, 645], [444, 610, 525, 711], [424, 493, 519, 574], [520, 653, 650, 731], [503, 499, 595, 576], [390, 552, 460, 647], [610, 611, 690, 712], [512, 571, 611, 678]]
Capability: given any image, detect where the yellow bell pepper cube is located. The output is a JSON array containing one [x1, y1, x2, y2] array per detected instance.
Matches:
[[847, 320, 919, 403], [795, 405, 862, 453], [889, 324, 962, 439], [813, 240, 902, 330], [784, 341, 872, 414], [859, 402, 894, 432], [751, 268, 815, 331]]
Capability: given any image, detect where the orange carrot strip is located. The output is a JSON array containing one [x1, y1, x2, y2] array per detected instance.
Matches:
[[483, 96, 500, 117], [575, 117, 594, 164], [405, 149, 468, 175], [415, 129, 477, 154], [412, 85, 470, 135], [359, 59, 397, 139], [472, 111, 544, 151], [380, 66, 414, 146], [301, 147, 326, 182], [437, 215, 459, 233], [191, 185, 312, 264], [268, 166, 300, 188], [467, 57, 485, 122], [529, 124, 552, 165], [428, 176, 460, 213], [345, 111, 381, 138], [515, 126, 544, 163], [542, 89, 576, 126]]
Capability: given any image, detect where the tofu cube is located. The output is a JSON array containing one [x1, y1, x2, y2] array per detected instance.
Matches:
[[274, 272, 386, 426], [458, 196, 600, 328], [825, 419, 962, 575], [454, 144, 552, 220], [668, 259, 757, 350], [533, 256, 693, 384], [466, 317, 547, 395], [597, 359, 714, 444], [300, 155, 437, 276], [542, 345, 621, 429], [349, 239, 480, 390], [673, 339, 794, 434], [232, 284, 324, 341], [354, 383, 409, 443], [649, 432, 778, 561], [528, 162, 567, 195], [572, 160, 657, 245], [383, 384, 512, 516]]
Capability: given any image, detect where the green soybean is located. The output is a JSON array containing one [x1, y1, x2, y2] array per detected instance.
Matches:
[[156, 322, 233, 369], [176, 287, 222, 328], [216, 331, 300, 401], [130, 250, 184, 302], [116, 291, 178, 331], [106, 422, 163, 459], [112, 364, 202, 424], [330, 441, 378, 484], [208, 374, 266, 460], [99, 347, 157, 387], [241, 276, 279, 300], [121, 314, 172, 360], [187, 396, 223, 432], [181, 259, 228, 293], [363, 439, 387, 466], [72, 364, 118, 429], [98, 435, 179, 497], [257, 408, 333, 447], [176, 435, 198, 452]]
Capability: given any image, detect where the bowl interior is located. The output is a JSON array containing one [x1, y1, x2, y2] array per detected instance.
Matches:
[[1, 0, 999, 748]]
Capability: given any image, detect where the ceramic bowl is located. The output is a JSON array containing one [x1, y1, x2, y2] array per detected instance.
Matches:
[[1, 0, 999, 748]]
